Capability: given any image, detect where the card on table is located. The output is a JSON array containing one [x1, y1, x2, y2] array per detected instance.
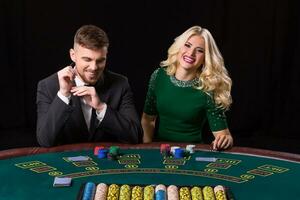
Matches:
[[66, 156, 90, 162], [53, 177, 72, 187], [195, 157, 217, 162]]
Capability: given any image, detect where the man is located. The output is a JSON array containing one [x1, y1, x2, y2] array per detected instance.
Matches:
[[36, 25, 143, 147]]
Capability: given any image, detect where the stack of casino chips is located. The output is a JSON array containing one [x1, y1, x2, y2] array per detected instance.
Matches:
[[107, 184, 120, 200], [94, 146, 105, 155], [98, 149, 109, 159], [185, 145, 196, 154], [79, 183, 229, 200], [144, 185, 155, 200], [94, 146, 120, 160], [120, 184, 131, 200], [167, 185, 179, 200], [132, 185, 143, 200], [214, 185, 227, 200], [181, 187, 193, 200], [190, 186, 203, 200], [82, 182, 96, 200], [160, 144, 171, 156], [170, 146, 180, 155], [160, 145, 194, 159], [174, 148, 184, 159], [155, 184, 167, 200], [94, 146, 109, 159], [94, 183, 108, 200], [108, 146, 120, 160]]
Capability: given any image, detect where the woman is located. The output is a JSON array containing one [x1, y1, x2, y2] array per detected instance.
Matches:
[[142, 26, 233, 150]]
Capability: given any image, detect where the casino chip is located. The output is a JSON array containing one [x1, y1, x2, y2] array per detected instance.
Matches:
[[82, 182, 96, 200], [186, 144, 196, 154]]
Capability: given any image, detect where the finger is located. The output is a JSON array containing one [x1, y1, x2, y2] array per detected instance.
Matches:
[[224, 135, 234, 149], [67, 67, 75, 80], [225, 138, 233, 149], [224, 141, 231, 149], [215, 136, 224, 150], [71, 87, 88, 95], [210, 141, 215, 151], [219, 137, 228, 149], [60, 68, 75, 81], [72, 90, 89, 96], [71, 86, 89, 93], [70, 87, 80, 93], [212, 139, 218, 150], [72, 87, 93, 96], [67, 65, 75, 70], [218, 135, 229, 150], [65, 73, 74, 82]]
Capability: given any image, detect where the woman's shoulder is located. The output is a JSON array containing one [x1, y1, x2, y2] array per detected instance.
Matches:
[[152, 66, 167, 74], [150, 67, 167, 79]]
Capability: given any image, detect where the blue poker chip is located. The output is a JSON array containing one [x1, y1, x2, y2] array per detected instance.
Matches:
[[174, 148, 184, 159], [97, 149, 108, 159], [155, 190, 166, 200], [82, 182, 96, 200]]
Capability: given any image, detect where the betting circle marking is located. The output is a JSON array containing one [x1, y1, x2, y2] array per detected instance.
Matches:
[[165, 165, 179, 169], [125, 164, 138, 168], [240, 174, 255, 180], [204, 168, 218, 173], [86, 167, 99, 171], [48, 171, 63, 176]]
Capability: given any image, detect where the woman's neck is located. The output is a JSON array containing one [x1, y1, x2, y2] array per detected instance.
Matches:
[[175, 67, 197, 81]]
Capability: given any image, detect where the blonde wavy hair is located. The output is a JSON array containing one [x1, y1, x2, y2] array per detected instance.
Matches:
[[160, 26, 232, 109]]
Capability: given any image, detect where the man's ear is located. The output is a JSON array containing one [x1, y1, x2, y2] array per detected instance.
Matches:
[[70, 48, 76, 62]]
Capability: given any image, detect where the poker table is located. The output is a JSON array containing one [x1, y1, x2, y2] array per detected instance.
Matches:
[[0, 142, 300, 200]]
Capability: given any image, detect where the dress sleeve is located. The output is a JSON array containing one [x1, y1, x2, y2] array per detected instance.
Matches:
[[206, 94, 228, 132], [143, 68, 160, 115]]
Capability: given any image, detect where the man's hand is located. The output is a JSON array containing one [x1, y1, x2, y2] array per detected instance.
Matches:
[[71, 86, 105, 111], [57, 66, 75, 97], [212, 129, 233, 150]]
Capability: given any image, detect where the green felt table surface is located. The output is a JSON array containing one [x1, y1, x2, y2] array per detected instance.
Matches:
[[0, 147, 300, 200]]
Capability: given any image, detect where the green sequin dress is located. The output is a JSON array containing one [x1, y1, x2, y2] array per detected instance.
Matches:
[[143, 67, 228, 142]]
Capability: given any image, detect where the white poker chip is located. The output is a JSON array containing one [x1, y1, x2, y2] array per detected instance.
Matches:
[[186, 144, 196, 153], [170, 146, 180, 155]]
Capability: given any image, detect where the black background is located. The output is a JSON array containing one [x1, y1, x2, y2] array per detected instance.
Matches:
[[1, 0, 299, 153]]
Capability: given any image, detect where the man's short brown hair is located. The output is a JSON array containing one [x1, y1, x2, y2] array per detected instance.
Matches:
[[74, 25, 109, 50]]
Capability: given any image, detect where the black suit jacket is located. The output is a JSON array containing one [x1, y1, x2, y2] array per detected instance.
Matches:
[[36, 70, 143, 147]]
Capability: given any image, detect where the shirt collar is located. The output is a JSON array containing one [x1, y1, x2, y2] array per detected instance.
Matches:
[[74, 76, 87, 86]]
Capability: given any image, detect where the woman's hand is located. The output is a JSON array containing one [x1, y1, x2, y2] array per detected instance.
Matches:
[[212, 129, 233, 150]]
